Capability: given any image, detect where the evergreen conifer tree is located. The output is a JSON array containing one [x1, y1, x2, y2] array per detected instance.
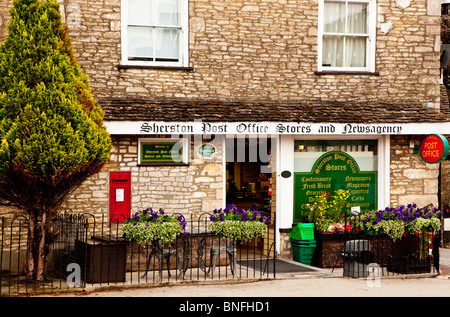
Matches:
[[0, 0, 112, 281]]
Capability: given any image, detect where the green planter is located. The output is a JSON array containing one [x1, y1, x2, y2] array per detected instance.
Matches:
[[289, 223, 315, 240], [291, 239, 316, 265]]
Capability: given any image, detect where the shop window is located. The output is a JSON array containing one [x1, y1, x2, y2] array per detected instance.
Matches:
[[293, 140, 378, 222]]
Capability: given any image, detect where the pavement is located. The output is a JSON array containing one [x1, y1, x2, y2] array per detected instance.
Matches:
[[41, 247, 450, 299]]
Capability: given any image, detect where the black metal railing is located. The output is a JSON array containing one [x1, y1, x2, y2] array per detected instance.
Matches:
[[320, 227, 441, 277], [0, 212, 276, 295], [298, 212, 441, 277]]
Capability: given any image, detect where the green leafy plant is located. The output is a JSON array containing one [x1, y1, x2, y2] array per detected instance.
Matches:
[[0, 0, 111, 281], [209, 205, 270, 241], [361, 204, 442, 242], [123, 208, 187, 246]]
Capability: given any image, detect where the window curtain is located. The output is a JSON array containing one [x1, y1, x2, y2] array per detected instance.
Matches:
[[127, 0, 181, 62], [322, 1, 367, 68]]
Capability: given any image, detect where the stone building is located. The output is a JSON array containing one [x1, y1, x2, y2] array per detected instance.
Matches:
[[1, 0, 450, 257]]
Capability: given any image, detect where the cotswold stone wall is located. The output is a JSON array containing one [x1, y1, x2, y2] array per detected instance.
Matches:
[[442, 160, 450, 207], [0, 0, 11, 43], [78, 0, 441, 106], [0, 0, 440, 107], [390, 135, 440, 207], [60, 135, 224, 221]]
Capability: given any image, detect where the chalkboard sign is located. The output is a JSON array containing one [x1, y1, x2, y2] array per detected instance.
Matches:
[[293, 151, 377, 222], [140, 141, 183, 164]]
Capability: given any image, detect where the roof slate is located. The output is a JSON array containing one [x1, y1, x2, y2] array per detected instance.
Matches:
[[98, 97, 450, 124]]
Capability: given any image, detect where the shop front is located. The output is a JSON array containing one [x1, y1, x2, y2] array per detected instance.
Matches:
[[101, 119, 449, 261]]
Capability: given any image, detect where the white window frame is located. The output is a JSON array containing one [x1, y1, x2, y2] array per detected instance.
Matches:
[[121, 0, 189, 67], [277, 134, 389, 229], [317, 0, 376, 72]]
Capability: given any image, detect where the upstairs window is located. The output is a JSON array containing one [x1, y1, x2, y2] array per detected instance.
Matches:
[[121, 0, 189, 67], [318, 0, 376, 72]]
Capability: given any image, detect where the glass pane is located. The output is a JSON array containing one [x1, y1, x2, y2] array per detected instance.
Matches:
[[347, 3, 368, 34], [154, 0, 180, 26], [345, 36, 366, 67], [322, 35, 343, 67], [128, 0, 151, 25], [155, 28, 180, 62], [128, 26, 154, 61], [324, 1, 345, 33], [294, 140, 378, 173]]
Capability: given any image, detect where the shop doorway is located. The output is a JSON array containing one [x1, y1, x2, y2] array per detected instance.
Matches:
[[225, 136, 273, 253], [225, 136, 272, 218]]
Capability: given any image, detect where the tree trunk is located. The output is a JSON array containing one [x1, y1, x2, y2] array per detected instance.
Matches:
[[36, 211, 47, 282], [26, 210, 49, 282], [26, 214, 37, 281]]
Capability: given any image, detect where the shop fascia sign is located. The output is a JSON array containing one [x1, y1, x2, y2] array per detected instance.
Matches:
[[419, 134, 449, 164], [105, 121, 450, 135]]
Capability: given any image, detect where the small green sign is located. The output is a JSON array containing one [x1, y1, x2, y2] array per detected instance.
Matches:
[[140, 142, 183, 163], [293, 151, 377, 222], [198, 143, 216, 158]]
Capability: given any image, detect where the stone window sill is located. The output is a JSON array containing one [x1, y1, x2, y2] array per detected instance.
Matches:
[[315, 71, 380, 76], [118, 65, 194, 71]]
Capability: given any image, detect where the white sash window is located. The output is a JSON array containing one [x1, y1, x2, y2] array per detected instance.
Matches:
[[318, 0, 376, 72], [121, 0, 189, 67]]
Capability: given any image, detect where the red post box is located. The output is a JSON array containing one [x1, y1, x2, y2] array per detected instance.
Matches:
[[109, 171, 131, 223]]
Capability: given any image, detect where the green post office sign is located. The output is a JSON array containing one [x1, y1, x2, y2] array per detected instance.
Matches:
[[198, 143, 216, 158], [293, 151, 377, 222], [140, 142, 183, 164]]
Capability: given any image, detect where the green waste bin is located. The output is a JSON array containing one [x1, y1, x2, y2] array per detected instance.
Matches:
[[289, 223, 315, 240], [291, 239, 316, 265]]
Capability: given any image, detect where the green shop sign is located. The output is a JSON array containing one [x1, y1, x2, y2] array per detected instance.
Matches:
[[198, 143, 216, 158], [140, 142, 183, 164], [293, 151, 377, 222]]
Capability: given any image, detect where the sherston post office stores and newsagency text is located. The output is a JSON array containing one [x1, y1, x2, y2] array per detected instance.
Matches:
[[137, 122, 412, 135]]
